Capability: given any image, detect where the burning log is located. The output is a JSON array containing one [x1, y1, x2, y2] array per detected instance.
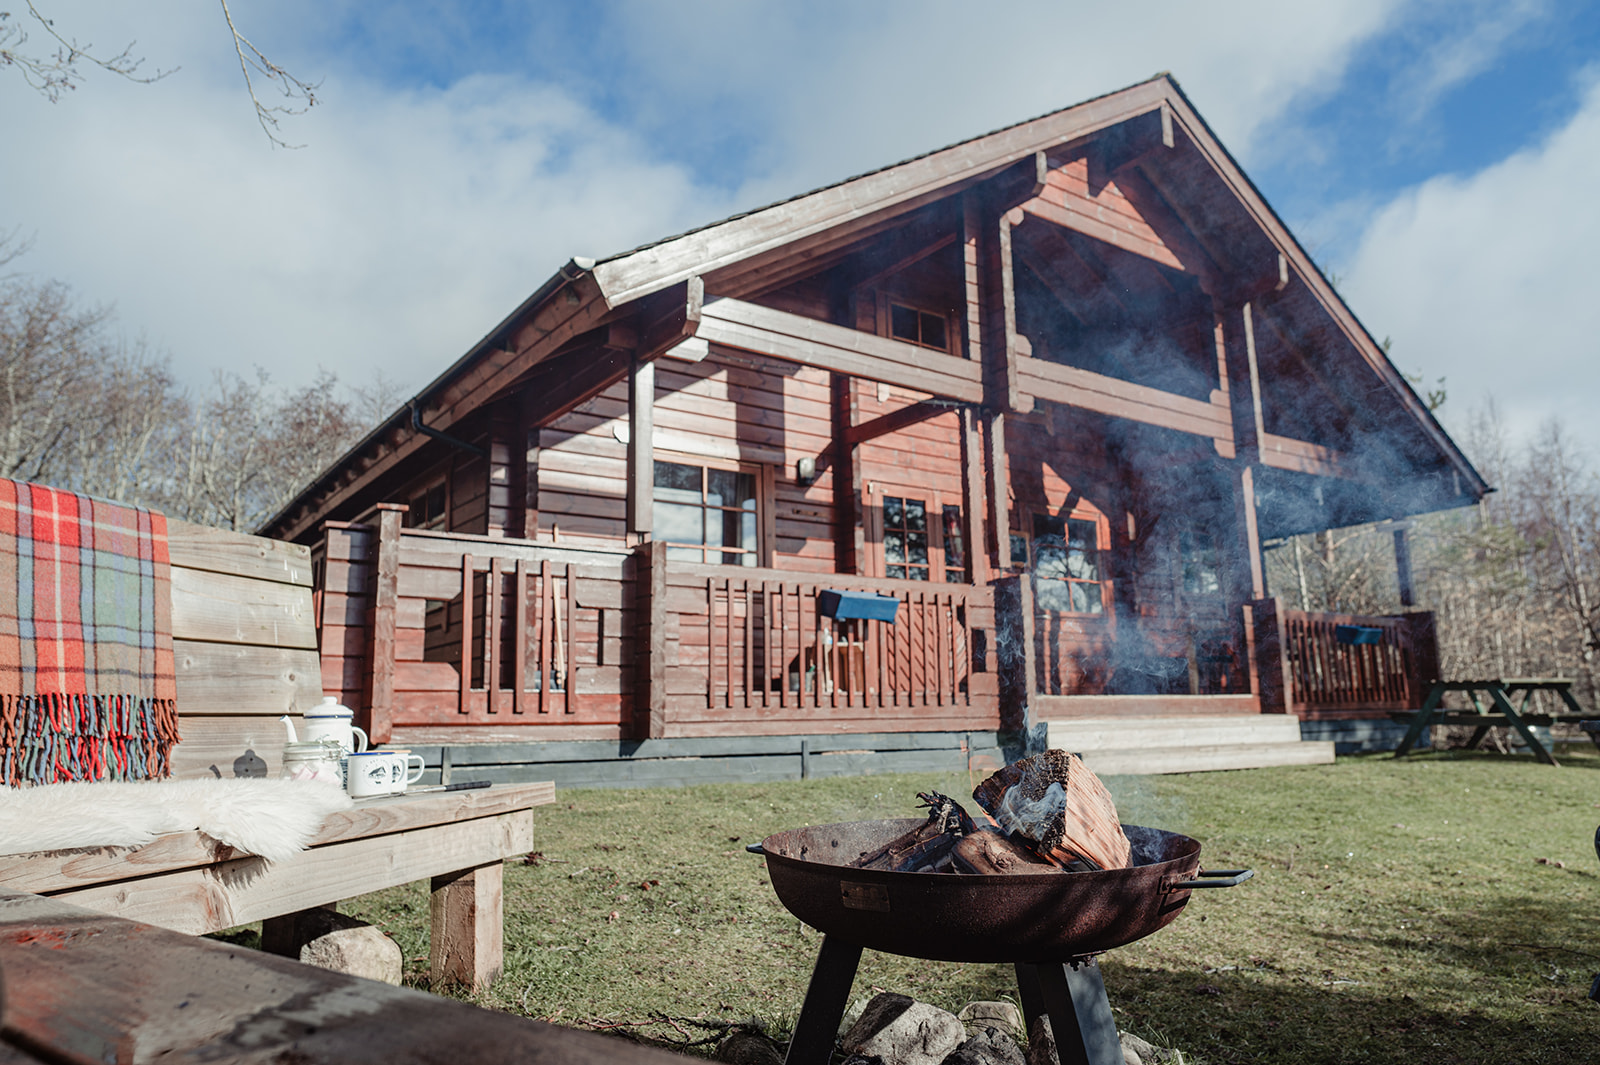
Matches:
[[946, 830, 1064, 875], [971, 750, 1131, 871]]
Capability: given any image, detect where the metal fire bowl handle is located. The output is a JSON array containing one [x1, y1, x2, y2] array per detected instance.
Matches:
[[747, 843, 766, 855], [1163, 868, 1255, 891]]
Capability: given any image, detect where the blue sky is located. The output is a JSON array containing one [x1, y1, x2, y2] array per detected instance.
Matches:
[[3, 0, 1598, 459]]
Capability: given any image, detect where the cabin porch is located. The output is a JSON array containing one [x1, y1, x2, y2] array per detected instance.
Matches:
[[314, 515, 1436, 780]]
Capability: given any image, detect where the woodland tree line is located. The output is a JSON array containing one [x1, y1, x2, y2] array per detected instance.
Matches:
[[6, 255, 1597, 710], [1, 244, 395, 533]]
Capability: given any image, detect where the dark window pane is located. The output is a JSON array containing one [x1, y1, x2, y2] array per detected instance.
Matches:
[[903, 499, 926, 532], [1067, 518, 1096, 552], [886, 564, 906, 579], [1033, 514, 1064, 539], [942, 507, 965, 568], [883, 496, 903, 529], [906, 566, 929, 581], [884, 530, 905, 563], [907, 532, 928, 565], [920, 311, 947, 351], [1010, 533, 1028, 565], [426, 483, 446, 521], [1066, 549, 1097, 581], [655, 460, 701, 493], [890, 304, 919, 342]]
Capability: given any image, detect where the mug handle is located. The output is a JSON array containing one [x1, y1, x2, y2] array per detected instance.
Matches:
[[352, 726, 369, 753], [405, 754, 425, 784]]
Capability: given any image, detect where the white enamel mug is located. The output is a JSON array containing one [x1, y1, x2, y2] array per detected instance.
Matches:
[[343, 751, 394, 799], [385, 750, 426, 794]]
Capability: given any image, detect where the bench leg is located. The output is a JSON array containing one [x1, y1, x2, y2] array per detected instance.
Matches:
[[261, 902, 338, 958], [430, 861, 504, 992]]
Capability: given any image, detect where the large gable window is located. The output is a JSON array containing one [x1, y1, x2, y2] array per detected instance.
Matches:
[[653, 461, 759, 565]]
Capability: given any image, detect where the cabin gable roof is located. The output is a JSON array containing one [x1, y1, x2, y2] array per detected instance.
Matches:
[[262, 74, 1486, 543]]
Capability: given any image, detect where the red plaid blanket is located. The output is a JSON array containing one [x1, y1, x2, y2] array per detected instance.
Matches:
[[0, 480, 179, 785]]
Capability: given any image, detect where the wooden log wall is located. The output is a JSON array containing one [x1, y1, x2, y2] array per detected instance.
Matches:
[[167, 520, 322, 780], [536, 347, 838, 569]]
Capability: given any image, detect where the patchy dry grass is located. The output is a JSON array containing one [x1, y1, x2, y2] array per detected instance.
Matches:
[[296, 747, 1600, 1063]]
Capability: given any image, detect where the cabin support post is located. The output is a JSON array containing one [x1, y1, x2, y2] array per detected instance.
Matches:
[[1393, 524, 1415, 607], [1249, 596, 1295, 714], [626, 354, 654, 541], [831, 374, 865, 574], [364, 503, 406, 745], [995, 575, 1037, 744], [634, 539, 668, 738], [959, 406, 989, 585]]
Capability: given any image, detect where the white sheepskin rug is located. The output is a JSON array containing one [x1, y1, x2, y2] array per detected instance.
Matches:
[[0, 778, 353, 862]]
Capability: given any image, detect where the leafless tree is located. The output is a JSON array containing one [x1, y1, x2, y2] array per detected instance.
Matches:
[[3, 2, 315, 148]]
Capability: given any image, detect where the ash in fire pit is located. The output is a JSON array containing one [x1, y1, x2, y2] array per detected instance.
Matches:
[[848, 751, 1130, 875]]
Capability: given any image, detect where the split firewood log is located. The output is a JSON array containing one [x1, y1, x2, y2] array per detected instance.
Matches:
[[947, 829, 1064, 875], [970, 750, 1131, 870]]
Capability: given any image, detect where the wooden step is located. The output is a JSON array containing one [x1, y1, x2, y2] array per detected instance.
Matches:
[[1069, 740, 1336, 776], [1044, 715, 1303, 752]]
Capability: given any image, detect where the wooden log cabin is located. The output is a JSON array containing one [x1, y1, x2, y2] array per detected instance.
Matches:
[[262, 75, 1485, 784]]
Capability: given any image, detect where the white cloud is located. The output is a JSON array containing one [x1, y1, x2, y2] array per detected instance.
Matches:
[[1343, 70, 1600, 458], [4, 0, 1411, 404]]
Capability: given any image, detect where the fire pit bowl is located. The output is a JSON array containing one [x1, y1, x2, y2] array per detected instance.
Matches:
[[758, 819, 1240, 963]]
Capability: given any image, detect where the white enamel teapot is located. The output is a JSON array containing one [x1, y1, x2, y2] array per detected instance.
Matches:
[[285, 697, 369, 755]]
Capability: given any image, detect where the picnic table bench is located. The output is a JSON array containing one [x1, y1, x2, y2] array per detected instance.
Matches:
[[0, 887, 684, 1064], [1392, 678, 1588, 766], [0, 781, 553, 991]]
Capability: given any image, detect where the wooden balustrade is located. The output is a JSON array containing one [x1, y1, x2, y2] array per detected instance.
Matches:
[[655, 561, 998, 734], [1251, 598, 1439, 717], [317, 522, 999, 741]]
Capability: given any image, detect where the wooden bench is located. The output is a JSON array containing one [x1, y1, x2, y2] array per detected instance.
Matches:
[[0, 887, 683, 1064], [0, 782, 554, 990]]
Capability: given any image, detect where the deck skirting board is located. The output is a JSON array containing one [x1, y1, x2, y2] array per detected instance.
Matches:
[[400, 731, 1015, 790]]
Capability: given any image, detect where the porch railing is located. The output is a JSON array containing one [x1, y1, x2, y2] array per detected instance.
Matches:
[[1251, 598, 1439, 716], [316, 515, 998, 742], [642, 551, 997, 734]]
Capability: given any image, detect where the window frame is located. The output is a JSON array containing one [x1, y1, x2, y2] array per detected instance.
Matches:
[[1026, 509, 1111, 615], [875, 293, 960, 355], [650, 455, 772, 567]]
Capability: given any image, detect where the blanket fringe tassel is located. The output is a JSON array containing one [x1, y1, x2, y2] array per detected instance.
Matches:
[[0, 693, 180, 787]]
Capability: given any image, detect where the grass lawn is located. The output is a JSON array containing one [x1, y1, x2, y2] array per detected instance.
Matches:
[[318, 747, 1600, 1064]]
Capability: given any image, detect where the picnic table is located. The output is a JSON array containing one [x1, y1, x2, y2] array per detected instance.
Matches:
[[0, 780, 553, 991], [1392, 678, 1588, 766]]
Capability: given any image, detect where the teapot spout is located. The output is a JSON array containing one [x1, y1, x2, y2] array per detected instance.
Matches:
[[279, 715, 299, 743]]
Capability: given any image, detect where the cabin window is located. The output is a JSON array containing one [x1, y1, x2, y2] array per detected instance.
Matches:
[[1180, 529, 1223, 597], [407, 479, 448, 530], [653, 460, 759, 565], [1010, 531, 1030, 569], [883, 495, 930, 580], [1032, 514, 1103, 614], [887, 301, 950, 352], [941, 505, 966, 583]]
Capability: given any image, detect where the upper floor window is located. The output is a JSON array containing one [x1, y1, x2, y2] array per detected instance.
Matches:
[[941, 505, 966, 583], [1032, 514, 1104, 614], [888, 301, 950, 352], [653, 460, 759, 565]]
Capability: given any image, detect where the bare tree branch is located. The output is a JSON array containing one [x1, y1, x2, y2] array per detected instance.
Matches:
[[218, 0, 318, 150], [0, 2, 174, 101]]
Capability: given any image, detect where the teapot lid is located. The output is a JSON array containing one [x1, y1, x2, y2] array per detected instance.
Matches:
[[305, 696, 353, 719]]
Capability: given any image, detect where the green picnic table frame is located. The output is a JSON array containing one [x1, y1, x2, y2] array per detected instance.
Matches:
[[1394, 678, 1587, 766]]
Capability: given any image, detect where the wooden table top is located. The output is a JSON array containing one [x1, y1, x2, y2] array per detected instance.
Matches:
[[0, 781, 555, 896], [0, 888, 683, 1065]]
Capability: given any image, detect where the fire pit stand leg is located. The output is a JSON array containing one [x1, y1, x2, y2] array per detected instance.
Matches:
[[784, 935, 863, 1065], [1014, 958, 1122, 1065]]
